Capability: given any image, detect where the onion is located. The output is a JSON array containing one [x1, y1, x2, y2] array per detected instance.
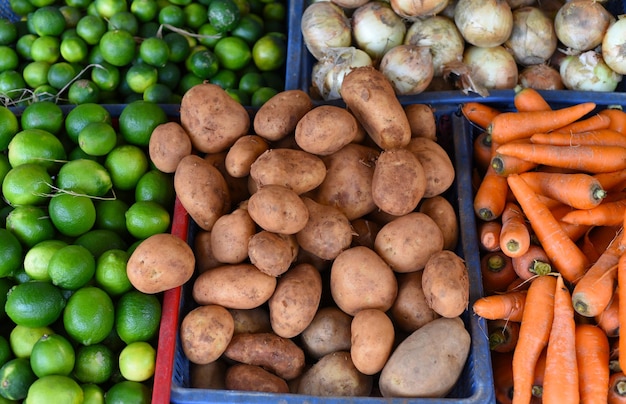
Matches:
[[454, 0, 513, 47], [311, 47, 373, 100], [330, 0, 370, 8], [504, 7, 557, 65], [463, 45, 519, 90], [404, 16, 464, 77], [352, 1, 406, 63], [554, 0, 614, 52], [602, 17, 626, 75], [379, 45, 434, 95], [559, 50, 622, 92], [389, 0, 449, 18], [441, 0, 457, 19], [301, 2, 352, 61], [518, 64, 564, 90]]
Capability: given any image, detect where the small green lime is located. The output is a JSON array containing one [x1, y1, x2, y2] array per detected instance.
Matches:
[[104, 145, 149, 191], [55, 159, 112, 197], [115, 290, 161, 344], [9, 325, 54, 359], [94, 199, 129, 237], [99, 30, 136, 67], [8, 129, 66, 173], [118, 342, 155, 382], [6, 206, 56, 248], [95, 249, 132, 296], [105, 381, 150, 404], [78, 122, 117, 157], [68, 79, 101, 105], [5, 281, 66, 328], [73, 344, 113, 384], [30, 333, 76, 377], [63, 286, 114, 346], [23, 239, 67, 281], [0, 357, 37, 400], [118, 101, 167, 147], [47, 244, 96, 290], [124, 63, 158, 94], [0, 228, 22, 278], [24, 374, 83, 404], [125, 200, 170, 239]]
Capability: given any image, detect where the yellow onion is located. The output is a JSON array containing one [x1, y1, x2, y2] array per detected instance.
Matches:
[[454, 0, 513, 47], [311, 47, 373, 100], [560, 50, 622, 92], [554, 0, 614, 52], [463, 45, 518, 90], [379, 45, 434, 95], [602, 17, 626, 75], [518, 64, 564, 90], [301, 2, 352, 60], [505, 7, 557, 66], [389, 0, 449, 18], [352, 1, 406, 63]]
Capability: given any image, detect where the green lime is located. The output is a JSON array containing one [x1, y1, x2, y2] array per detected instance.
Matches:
[[0, 70, 26, 104], [0, 336, 11, 367], [30, 6, 66, 37], [0, 46, 18, 73], [95, 0, 128, 19], [178, 72, 203, 94], [130, 0, 158, 22], [115, 290, 161, 344], [5, 281, 65, 328], [210, 69, 237, 90], [78, 122, 117, 157], [0, 19, 17, 45], [73, 344, 113, 384], [125, 200, 170, 239], [32, 85, 58, 103], [238, 71, 264, 94], [263, 2, 285, 21], [60, 36, 88, 63], [47, 244, 96, 289], [225, 88, 249, 105], [0, 278, 14, 318], [24, 374, 83, 404], [23, 239, 67, 281], [158, 4, 184, 28], [65, 103, 112, 144], [65, 0, 91, 9], [196, 22, 225, 48], [48, 194, 97, 238], [55, 159, 112, 197], [104, 145, 149, 191], [118, 341, 155, 382], [252, 33, 286, 71], [2, 165, 52, 207], [94, 199, 129, 237], [118, 100, 167, 147], [99, 30, 136, 67], [0, 105, 18, 151], [16, 33, 37, 61], [163, 32, 190, 63], [8, 129, 66, 173], [76, 15, 106, 45], [107, 11, 138, 35], [95, 249, 132, 296], [208, 0, 240, 33], [231, 13, 263, 46], [20, 101, 64, 135], [135, 169, 175, 208], [63, 286, 114, 346], [0, 357, 37, 400], [0, 229, 22, 278], [143, 83, 173, 103], [68, 79, 101, 105], [157, 61, 181, 90], [183, 2, 207, 29], [214, 36, 251, 71], [5, 206, 56, 248], [74, 230, 128, 259], [0, 154, 9, 184], [186, 48, 219, 79], [124, 63, 158, 94], [139, 37, 169, 68], [91, 62, 120, 92], [30, 36, 61, 64], [82, 383, 105, 404], [9, 325, 54, 359], [30, 333, 75, 377], [8, 0, 35, 16], [59, 5, 82, 28], [46, 61, 76, 90], [105, 380, 150, 404], [22, 61, 50, 88]]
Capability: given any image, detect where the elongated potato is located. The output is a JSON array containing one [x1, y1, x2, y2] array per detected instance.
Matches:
[[406, 137, 455, 198], [422, 250, 469, 318], [253, 89, 313, 141], [350, 309, 395, 375], [180, 304, 234, 365], [247, 185, 309, 234], [210, 207, 256, 264], [296, 197, 352, 260], [419, 196, 459, 250], [225, 135, 269, 178], [148, 121, 192, 173], [295, 105, 359, 156], [248, 231, 298, 277], [225, 364, 289, 393], [341, 66, 411, 150]]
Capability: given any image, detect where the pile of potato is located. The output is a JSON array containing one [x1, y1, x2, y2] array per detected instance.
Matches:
[[151, 66, 471, 398]]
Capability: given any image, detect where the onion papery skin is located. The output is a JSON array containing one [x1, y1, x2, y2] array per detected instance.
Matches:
[[454, 0, 513, 48], [559, 50, 622, 92], [379, 45, 434, 95], [505, 6, 557, 66], [352, 1, 407, 64], [312, 47, 373, 101], [390, 0, 449, 18], [301, 2, 352, 61], [330, 0, 370, 9], [463, 45, 518, 90], [518, 64, 564, 90], [602, 17, 626, 75], [554, 0, 614, 52]]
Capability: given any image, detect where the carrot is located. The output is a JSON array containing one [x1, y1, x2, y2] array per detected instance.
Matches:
[[611, 337, 622, 373], [481, 251, 518, 294], [530, 129, 626, 148], [473, 131, 493, 174], [495, 143, 626, 173], [473, 290, 527, 322], [489, 102, 596, 144], [507, 174, 589, 283], [549, 203, 591, 243], [531, 348, 547, 402], [576, 324, 610, 404], [583, 224, 624, 261], [518, 171, 606, 210], [511, 275, 557, 404], [599, 107, 626, 135], [513, 86, 551, 112], [596, 290, 619, 338], [488, 319, 520, 353], [560, 198, 626, 226], [608, 372, 626, 404], [512, 244, 552, 280], [478, 220, 502, 251], [474, 164, 509, 221], [554, 112, 611, 134], [507, 276, 530, 292], [491, 153, 539, 176], [595, 169, 626, 192], [462, 101, 502, 130], [618, 253, 626, 374], [492, 351, 515, 404], [499, 202, 531, 258], [542, 274, 579, 403]]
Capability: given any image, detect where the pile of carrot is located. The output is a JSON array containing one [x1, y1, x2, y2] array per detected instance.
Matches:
[[464, 87, 626, 404]]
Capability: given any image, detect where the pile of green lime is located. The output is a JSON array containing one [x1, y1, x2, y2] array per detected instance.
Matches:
[[0, 0, 287, 106], [0, 101, 174, 403]]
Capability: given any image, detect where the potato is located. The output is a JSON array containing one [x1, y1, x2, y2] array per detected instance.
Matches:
[[349, 218, 381, 249], [148, 121, 192, 173], [350, 309, 395, 375], [225, 364, 289, 393], [379, 317, 470, 398], [419, 196, 459, 250], [315, 143, 379, 220], [296, 351, 372, 396], [269, 263, 322, 338], [224, 332, 306, 380], [404, 104, 437, 140], [248, 231, 298, 277], [390, 271, 440, 333], [422, 250, 469, 318], [190, 360, 227, 389], [249, 148, 326, 195], [225, 135, 269, 178], [180, 83, 250, 153], [180, 304, 234, 365], [247, 185, 309, 234], [374, 212, 444, 273], [300, 306, 352, 359], [193, 230, 220, 273], [294, 105, 359, 156], [228, 307, 272, 334], [126, 233, 195, 294], [175, 154, 231, 231], [406, 137, 455, 198], [330, 246, 398, 316], [204, 152, 250, 206], [296, 197, 353, 260], [253, 89, 313, 141], [341, 66, 411, 150], [210, 207, 256, 264], [371, 148, 426, 216], [192, 264, 277, 309]]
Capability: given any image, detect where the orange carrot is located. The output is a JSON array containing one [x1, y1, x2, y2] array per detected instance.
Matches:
[[596, 290, 620, 338], [576, 324, 610, 404], [560, 198, 626, 226], [495, 143, 626, 173], [489, 102, 596, 144], [478, 220, 502, 252], [513, 86, 551, 112], [518, 171, 606, 210], [492, 351, 515, 404], [608, 372, 626, 404], [507, 174, 589, 283], [462, 101, 502, 130], [554, 113, 611, 134], [549, 203, 590, 243], [474, 164, 509, 221], [599, 107, 626, 135], [488, 319, 520, 353], [583, 224, 624, 261], [542, 274, 578, 403], [506, 277, 530, 292], [473, 290, 527, 322], [499, 202, 531, 258], [491, 153, 539, 176], [511, 275, 557, 404], [512, 244, 552, 280], [473, 131, 493, 174], [618, 253, 626, 374], [530, 129, 626, 148], [481, 251, 518, 294], [595, 169, 626, 192]]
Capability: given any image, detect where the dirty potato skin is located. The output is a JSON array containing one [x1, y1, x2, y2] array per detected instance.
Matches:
[[390, 271, 440, 333], [422, 250, 470, 318], [253, 89, 313, 141], [297, 351, 373, 396], [300, 306, 352, 359], [247, 184, 310, 234], [295, 105, 359, 156], [248, 231, 298, 277], [148, 121, 192, 173], [350, 309, 395, 375], [225, 135, 269, 178], [180, 304, 235, 365], [225, 364, 290, 393]]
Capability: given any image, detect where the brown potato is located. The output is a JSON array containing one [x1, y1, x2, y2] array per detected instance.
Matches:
[[296, 197, 353, 261], [204, 152, 250, 206], [249, 148, 326, 195], [225, 364, 289, 393], [374, 212, 444, 273], [190, 360, 227, 389], [330, 246, 398, 316], [300, 306, 352, 359], [404, 104, 437, 140], [253, 89, 313, 141], [341, 66, 411, 150], [175, 154, 231, 231], [127, 233, 195, 294], [180, 83, 250, 153], [228, 307, 272, 334], [148, 121, 192, 173], [422, 250, 469, 318], [315, 143, 379, 220], [379, 317, 470, 398], [180, 304, 234, 365], [419, 196, 459, 250], [371, 148, 426, 216], [210, 207, 256, 264], [350, 309, 395, 375], [390, 271, 440, 333], [294, 105, 359, 156], [247, 185, 309, 234], [248, 231, 298, 277], [296, 351, 373, 396], [193, 264, 277, 309], [193, 230, 221, 273], [406, 137, 455, 198], [224, 332, 306, 380], [225, 135, 269, 178]]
